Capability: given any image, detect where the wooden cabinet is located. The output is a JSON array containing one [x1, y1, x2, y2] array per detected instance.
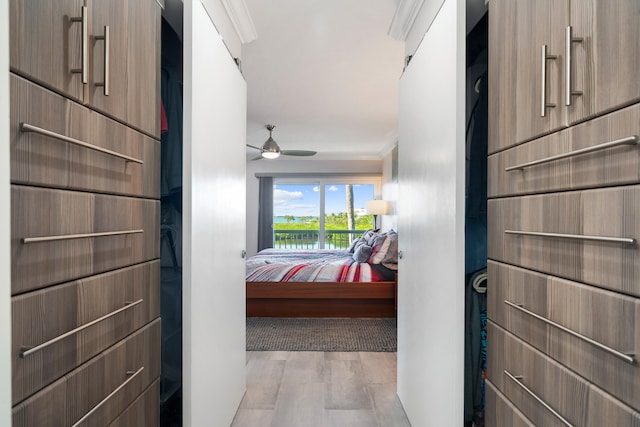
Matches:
[[488, 0, 640, 153], [488, 261, 640, 411], [12, 261, 159, 404], [488, 0, 640, 423], [11, 75, 160, 198], [488, 103, 640, 198], [488, 321, 640, 427], [568, 0, 640, 124], [88, 0, 160, 137], [12, 320, 160, 427], [11, 186, 160, 294], [9, 0, 85, 102], [9, 0, 162, 422], [485, 381, 534, 427], [10, 0, 160, 138]]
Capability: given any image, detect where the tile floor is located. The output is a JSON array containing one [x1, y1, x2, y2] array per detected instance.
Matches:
[[230, 351, 412, 427]]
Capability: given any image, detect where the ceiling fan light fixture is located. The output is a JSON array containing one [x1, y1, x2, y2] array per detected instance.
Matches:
[[261, 124, 281, 159]]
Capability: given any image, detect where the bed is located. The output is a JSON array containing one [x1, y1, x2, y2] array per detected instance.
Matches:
[[246, 229, 398, 318]]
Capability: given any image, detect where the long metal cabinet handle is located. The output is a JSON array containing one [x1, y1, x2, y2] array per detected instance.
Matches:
[[20, 122, 143, 163], [94, 26, 110, 96], [70, 6, 88, 84], [565, 26, 584, 106], [23, 229, 143, 244], [541, 44, 557, 117], [504, 300, 635, 364], [504, 230, 636, 245], [505, 135, 639, 171], [19, 299, 144, 358], [71, 366, 145, 427], [504, 370, 573, 427]]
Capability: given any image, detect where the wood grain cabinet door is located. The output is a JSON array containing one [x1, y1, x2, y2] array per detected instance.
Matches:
[[87, 0, 160, 138], [11, 74, 161, 198], [488, 186, 640, 297], [11, 261, 159, 405], [488, 103, 640, 198], [488, 0, 569, 154], [11, 186, 160, 294], [488, 321, 640, 427], [488, 260, 640, 411], [485, 381, 534, 427], [10, 0, 86, 103], [12, 320, 160, 427], [568, 0, 640, 124]]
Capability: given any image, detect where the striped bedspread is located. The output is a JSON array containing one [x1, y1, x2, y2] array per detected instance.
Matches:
[[245, 249, 394, 283]]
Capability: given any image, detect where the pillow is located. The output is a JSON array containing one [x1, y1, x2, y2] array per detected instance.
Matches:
[[352, 229, 378, 253], [347, 236, 361, 253], [352, 244, 372, 262], [369, 230, 398, 270]]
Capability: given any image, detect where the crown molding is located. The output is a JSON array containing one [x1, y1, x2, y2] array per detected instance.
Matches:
[[220, 0, 258, 44], [388, 0, 426, 41]]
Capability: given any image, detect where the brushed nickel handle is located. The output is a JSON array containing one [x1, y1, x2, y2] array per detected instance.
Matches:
[[19, 299, 144, 358], [505, 135, 639, 171], [541, 44, 557, 117], [241, 250, 247, 259], [504, 370, 573, 427], [565, 26, 584, 106], [398, 251, 403, 259], [94, 25, 110, 96], [23, 229, 144, 244], [504, 300, 635, 364], [20, 122, 143, 163], [505, 230, 636, 245], [70, 6, 88, 84], [71, 366, 145, 427]]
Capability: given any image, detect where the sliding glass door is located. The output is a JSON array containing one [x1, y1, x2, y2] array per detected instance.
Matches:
[[273, 178, 378, 249]]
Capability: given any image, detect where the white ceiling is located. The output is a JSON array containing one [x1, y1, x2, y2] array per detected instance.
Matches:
[[242, 0, 405, 160]]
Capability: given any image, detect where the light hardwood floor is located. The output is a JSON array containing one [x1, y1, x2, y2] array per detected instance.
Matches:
[[231, 351, 411, 427]]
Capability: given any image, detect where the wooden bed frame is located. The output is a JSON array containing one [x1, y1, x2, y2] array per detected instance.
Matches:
[[246, 280, 397, 318]]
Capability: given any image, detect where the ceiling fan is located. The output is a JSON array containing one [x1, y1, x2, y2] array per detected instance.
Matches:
[[246, 124, 317, 160]]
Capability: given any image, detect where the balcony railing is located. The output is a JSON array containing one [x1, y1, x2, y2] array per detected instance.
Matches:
[[274, 229, 366, 250]]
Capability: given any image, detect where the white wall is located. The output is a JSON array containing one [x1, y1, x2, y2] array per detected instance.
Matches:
[[183, 2, 247, 426], [404, 0, 445, 57], [381, 146, 398, 231], [0, 0, 10, 424], [397, 0, 465, 425], [201, 0, 242, 59], [245, 158, 382, 257]]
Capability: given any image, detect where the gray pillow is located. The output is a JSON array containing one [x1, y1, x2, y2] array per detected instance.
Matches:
[[348, 237, 361, 253], [352, 244, 372, 262]]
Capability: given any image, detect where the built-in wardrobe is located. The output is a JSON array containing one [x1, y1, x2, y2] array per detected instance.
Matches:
[[9, 0, 162, 424], [486, 0, 640, 424]]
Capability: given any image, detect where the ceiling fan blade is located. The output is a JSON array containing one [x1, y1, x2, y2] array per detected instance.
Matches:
[[250, 154, 263, 161], [281, 149, 317, 156], [246, 144, 262, 151]]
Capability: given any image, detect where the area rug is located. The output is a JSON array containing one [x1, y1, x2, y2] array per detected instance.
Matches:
[[246, 317, 397, 352]]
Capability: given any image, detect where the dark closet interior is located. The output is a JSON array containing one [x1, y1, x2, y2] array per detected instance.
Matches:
[[160, 16, 184, 427], [464, 12, 488, 427]]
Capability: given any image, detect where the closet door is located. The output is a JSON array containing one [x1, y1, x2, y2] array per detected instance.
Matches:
[[488, 0, 569, 153], [88, 0, 160, 137], [9, 0, 85, 102], [568, 0, 640, 124]]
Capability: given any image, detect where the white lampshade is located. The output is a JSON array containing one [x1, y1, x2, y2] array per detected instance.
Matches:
[[366, 200, 390, 215]]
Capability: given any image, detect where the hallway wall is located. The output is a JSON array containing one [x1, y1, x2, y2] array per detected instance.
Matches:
[[0, 0, 10, 423]]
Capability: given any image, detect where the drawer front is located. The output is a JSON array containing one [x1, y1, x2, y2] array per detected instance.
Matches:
[[488, 321, 640, 427], [11, 186, 160, 294], [485, 380, 534, 427], [488, 260, 640, 410], [488, 186, 640, 296], [488, 103, 640, 198], [108, 380, 160, 427], [13, 319, 160, 427], [12, 261, 160, 404], [10, 74, 160, 198]]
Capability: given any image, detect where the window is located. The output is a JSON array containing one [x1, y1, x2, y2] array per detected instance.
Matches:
[[273, 178, 379, 249]]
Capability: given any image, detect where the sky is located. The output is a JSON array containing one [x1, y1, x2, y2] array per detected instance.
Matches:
[[273, 184, 374, 217]]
